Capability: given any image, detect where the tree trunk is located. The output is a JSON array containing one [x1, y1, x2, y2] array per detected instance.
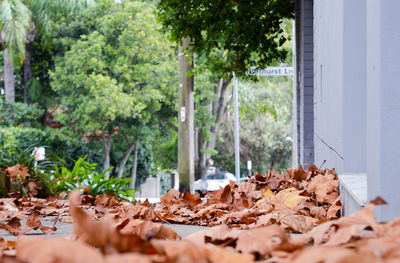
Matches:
[[130, 141, 139, 189], [102, 135, 112, 179], [3, 48, 15, 104], [23, 26, 36, 105], [117, 141, 135, 178], [23, 42, 32, 104]]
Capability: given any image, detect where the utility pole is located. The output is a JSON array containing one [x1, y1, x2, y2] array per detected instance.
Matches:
[[233, 73, 240, 183], [178, 38, 195, 193]]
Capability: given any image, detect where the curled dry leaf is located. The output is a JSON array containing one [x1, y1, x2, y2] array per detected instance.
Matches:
[[40, 215, 59, 235], [26, 211, 41, 230], [326, 196, 342, 219], [0, 217, 29, 236]]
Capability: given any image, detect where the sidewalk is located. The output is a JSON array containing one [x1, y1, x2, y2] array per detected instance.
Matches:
[[0, 216, 207, 241]]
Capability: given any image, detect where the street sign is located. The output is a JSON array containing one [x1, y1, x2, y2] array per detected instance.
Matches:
[[247, 67, 294, 76]]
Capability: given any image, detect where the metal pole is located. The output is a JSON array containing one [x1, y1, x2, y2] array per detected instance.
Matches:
[[233, 73, 240, 184]]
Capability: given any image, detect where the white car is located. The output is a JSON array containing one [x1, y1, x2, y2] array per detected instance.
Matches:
[[194, 172, 236, 195]]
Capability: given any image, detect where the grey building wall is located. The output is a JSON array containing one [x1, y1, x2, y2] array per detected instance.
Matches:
[[366, 0, 400, 221], [313, 0, 366, 174], [294, 0, 314, 166]]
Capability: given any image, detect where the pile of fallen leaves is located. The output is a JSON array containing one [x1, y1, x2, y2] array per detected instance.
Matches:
[[0, 191, 397, 262], [0, 165, 341, 235], [151, 165, 341, 233]]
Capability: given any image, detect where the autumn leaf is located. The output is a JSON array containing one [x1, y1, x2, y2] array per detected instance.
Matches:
[[5, 165, 30, 181], [26, 211, 41, 230], [16, 237, 104, 263]]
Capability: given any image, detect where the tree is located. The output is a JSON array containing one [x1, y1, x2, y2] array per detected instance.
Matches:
[[22, 0, 94, 104], [157, 0, 294, 76], [0, 0, 31, 103], [157, 1, 294, 180], [51, 0, 177, 178], [0, 0, 93, 104]]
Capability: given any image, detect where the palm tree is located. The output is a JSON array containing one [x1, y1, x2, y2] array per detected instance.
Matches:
[[0, 0, 31, 103], [0, 0, 93, 104]]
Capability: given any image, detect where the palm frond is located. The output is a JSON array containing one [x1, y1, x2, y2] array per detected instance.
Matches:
[[24, 0, 95, 39], [0, 0, 31, 60]]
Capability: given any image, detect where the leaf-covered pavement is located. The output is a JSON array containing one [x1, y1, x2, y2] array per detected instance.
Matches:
[[0, 166, 398, 262]]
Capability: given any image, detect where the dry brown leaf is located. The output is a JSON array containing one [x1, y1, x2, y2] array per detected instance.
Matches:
[[221, 185, 233, 204], [181, 192, 202, 208], [237, 181, 256, 195], [289, 246, 379, 263], [26, 211, 41, 230], [0, 217, 29, 236], [291, 165, 307, 181], [310, 206, 327, 219], [205, 244, 254, 263], [307, 174, 338, 203], [40, 215, 59, 234], [16, 237, 104, 263], [118, 219, 180, 240], [185, 225, 232, 246], [151, 239, 253, 263], [151, 239, 208, 262], [5, 165, 30, 181], [279, 214, 315, 233], [370, 196, 387, 205], [104, 253, 152, 263], [0, 236, 5, 250], [326, 196, 342, 219], [160, 189, 180, 205], [234, 225, 290, 258], [69, 191, 152, 254]]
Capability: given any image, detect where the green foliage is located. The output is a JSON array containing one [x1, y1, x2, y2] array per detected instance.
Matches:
[[214, 76, 293, 173], [50, 0, 178, 180], [157, 0, 294, 76], [0, 126, 103, 167], [45, 156, 135, 201], [0, 99, 43, 127], [51, 0, 176, 133], [0, 0, 31, 61]]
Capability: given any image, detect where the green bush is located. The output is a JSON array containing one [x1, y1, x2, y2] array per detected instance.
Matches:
[[0, 99, 43, 127], [0, 126, 103, 168], [45, 156, 136, 201]]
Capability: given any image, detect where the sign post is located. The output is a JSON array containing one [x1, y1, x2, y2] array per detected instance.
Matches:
[[233, 73, 240, 184]]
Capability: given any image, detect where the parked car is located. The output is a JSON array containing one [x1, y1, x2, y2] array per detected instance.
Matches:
[[194, 172, 236, 196]]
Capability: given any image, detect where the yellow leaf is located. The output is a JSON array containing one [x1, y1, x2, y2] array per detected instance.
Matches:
[[282, 190, 308, 208], [263, 188, 274, 199]]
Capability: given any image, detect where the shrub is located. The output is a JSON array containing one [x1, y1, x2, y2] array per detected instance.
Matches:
[[44, 156, 136, 201], [0, 99, 43, 127]]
